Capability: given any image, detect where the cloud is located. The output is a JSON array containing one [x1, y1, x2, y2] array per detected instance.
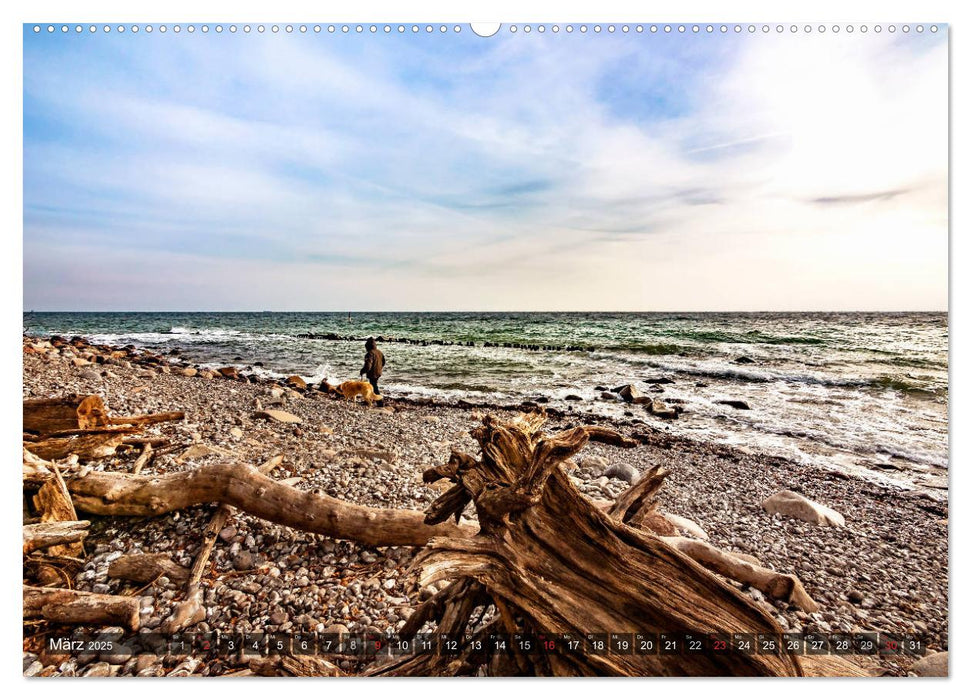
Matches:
[[23, 29, 948, 311], [809, 188, 914, 206]]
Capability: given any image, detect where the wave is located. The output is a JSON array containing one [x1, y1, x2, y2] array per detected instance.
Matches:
[[659, 329, 826, 346], [869, 375, 947, 397], [166, 326, 242, 338]]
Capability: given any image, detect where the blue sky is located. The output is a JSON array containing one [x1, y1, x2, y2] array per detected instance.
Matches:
[[23, 26, 948, 311]]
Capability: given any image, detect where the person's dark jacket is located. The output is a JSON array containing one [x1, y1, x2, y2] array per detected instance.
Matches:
[[361, 338, 385, 380]]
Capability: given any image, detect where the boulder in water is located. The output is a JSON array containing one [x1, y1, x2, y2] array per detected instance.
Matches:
[[716, 399, 751, 410], [644, 376, 674, 385], [615, 384, 650, 404], [648, 398, 678, 419]]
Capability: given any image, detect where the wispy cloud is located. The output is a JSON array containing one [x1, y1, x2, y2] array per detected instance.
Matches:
[[23, 28, 948, 311]]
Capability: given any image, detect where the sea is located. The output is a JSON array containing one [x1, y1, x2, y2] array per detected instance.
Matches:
[[23, 311, 948, 492]]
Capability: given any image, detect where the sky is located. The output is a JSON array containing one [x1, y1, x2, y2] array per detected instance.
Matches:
[[23, 25, 948, 311]]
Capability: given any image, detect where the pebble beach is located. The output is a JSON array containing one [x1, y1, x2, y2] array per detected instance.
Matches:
[[22, 337, 948, 677]]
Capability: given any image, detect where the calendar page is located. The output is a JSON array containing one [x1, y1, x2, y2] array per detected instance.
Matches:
[[21, 16, 948, 680]]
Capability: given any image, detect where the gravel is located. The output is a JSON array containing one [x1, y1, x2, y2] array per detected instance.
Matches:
[[22, 339, 948, 676]]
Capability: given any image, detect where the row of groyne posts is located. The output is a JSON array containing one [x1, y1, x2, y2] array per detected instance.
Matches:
[[297, 332, 589, 353]]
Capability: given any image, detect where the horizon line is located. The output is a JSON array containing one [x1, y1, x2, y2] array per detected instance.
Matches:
[[22, 309, 949, 314]]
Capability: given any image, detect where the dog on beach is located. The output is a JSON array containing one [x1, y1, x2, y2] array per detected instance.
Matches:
[[322, 380, 383, 406]]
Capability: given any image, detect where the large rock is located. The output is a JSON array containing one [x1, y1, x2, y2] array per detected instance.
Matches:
[[217, 366, 240, 379], [912, 651, 947, 677], [604, 463, 638, 484], [614, 384, 650, 404], [253, 409, 302, 424], [717, 399, 751, 410], [647, 398, 678, 419], [762, 490, 845, 527]]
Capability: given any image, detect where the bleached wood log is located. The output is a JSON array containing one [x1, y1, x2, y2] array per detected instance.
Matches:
[[23, 395, 109, 435], [23, 586, 140, 630], [23, 520, 90, 554]]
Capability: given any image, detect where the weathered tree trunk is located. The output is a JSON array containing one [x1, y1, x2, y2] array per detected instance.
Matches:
[[660, 537, 818, 612], [66, 461, 474, 547], [109, 410, 186, 427], [25, 431, 132, 461], [23, 395, 109, 435], [107, 553, 189, 584], [23, 520, 90, 554], [374, 413, 803, 677], [604, 466, 818, 611], [33, 464, 83, 557], [23, 586, 140, 630]]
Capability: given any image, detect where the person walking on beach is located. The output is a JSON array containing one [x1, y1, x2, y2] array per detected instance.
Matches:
[[360, 337, 385, 402]]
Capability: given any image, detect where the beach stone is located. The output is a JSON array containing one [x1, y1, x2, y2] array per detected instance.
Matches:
[[735, 356, 756, 364], [717, 399, 752, 410], [648, 398, 678, 419], [217, 367, 240, 379], [82, 662, 114, 677], [229, 427, 243, 439], [605, 463, 638, 484], [662, 512, 709, 540], [581, 455, 609, 472], [233, 551, 257, 571], [912, 651, 947, 677], [615, 384, 650, 404], [24, 660, 44, 677], [178, 444, 231, 462], [762, 490, 845, 527], [269, 611, 289, 625], [269, 386, 286, 398], [253, 409, 302, 424], [79, 369, 101, 381], [644, 376, 674, 384], [180, 367, 198, 377], [218, 525, 237, 542], [847, 589, 865, 605]]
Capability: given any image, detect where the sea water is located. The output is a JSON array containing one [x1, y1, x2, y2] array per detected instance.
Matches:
[[23, 311, 948, 490]]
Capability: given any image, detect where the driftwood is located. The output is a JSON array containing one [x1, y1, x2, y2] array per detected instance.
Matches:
[[33, 464, 83, 557], [23, 396, 182, 462], [23, 520, 90, 555], [25, 431, 134, 461], [132, 443, 154, 475], [23, 395, 109, 435], [108, 553, 189, 584], [161, 456, 284, 634], [66, 461, 474, 547], [23, 586, 140, 630], [374, 413, 802, 677], [109, 411, 186, 427], [604, 466, 818, 611], [660, 537, 819, 612], [248, 655, 341, 677]]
